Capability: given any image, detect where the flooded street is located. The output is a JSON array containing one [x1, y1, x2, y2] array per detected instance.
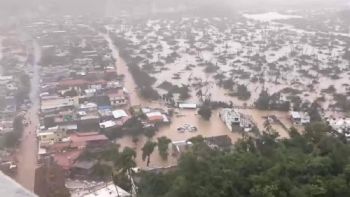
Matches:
[[102, 32, 239, 168], [103, 32, 295, 169], [14, 40, 40, 191], [104, 33, 156, 107]]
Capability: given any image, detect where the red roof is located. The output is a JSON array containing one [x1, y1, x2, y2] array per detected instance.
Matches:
[[47, 142, 71, 153], [53, 149, 83, 170], [106, 89, 125, 97], [59, 79, 89, 87], [70, 132, 109, 148], [90, 80, 107, 85], [148, 115, 164, 123]]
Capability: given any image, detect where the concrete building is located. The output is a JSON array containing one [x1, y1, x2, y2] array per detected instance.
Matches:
[[219, 108, 254, 132], [290, 111, 310, 125]]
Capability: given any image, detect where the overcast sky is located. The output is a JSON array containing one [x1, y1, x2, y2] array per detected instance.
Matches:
[[0, 0, 349, 19]]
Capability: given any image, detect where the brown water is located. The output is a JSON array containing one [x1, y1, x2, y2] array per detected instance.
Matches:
[[104, 33, 159, 107], [104, 33, 242, 168], [115, 110, 240, 169], [106, 32, 296, 169]]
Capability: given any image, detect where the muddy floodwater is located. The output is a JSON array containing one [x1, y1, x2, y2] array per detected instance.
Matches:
[[115, 109, 240, 169], [107, 31, 295, 168]]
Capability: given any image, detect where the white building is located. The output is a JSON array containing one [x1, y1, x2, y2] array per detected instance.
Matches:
[[178, 103, 197, 109], [219, 108, 253, 131], [290, 111, 310, 125], [66, 180, 131, 197]]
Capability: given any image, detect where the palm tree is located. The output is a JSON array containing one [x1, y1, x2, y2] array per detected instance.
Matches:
[[142, 141, 157, 166], [118, 147, 136, 173]]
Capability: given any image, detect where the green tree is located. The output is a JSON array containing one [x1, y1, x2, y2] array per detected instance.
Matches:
[[198, 104, 212, 120], [142, 141, 157, 166], [138, 124, 350, 197], [255, 90, 270, 110], [117, 147, 136, 172], [157, 137, 172, 160]]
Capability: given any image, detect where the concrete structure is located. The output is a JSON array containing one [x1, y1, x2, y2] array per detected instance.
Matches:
[[219, 108, 254, 132], [178, 103, 197, 109], [290, 111, 310, 125], [66, 180, 131, 197], [37, 126, 67, 144], [41, 97, 78, 113]]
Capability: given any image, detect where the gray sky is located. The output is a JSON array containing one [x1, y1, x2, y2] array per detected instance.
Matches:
[[0, 0, 349, 19]]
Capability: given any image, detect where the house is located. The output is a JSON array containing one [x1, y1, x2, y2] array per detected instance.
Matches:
[[98, 108, 114, 120], [145, 111, 169, 124], [71, 160, 97, 177], [290, 111, 310, 125], [69, 132, 109, 149], [178, 103, 197, 109], [41, 97, 78, 114], [172, 140, 193, 156], [220, 108, 241, 131], [37, 126, 67, 144], [205, 135, 232, 150], [220, 108, 240, 128], [58, 79, 89, 90], [106, 81, 123, 89], [79, 102, 98, 112], [84, 88, 96, 97], [112, 109, 128, 119], [219, 108, 254, 132], [107, 89, 128, 107], [53, 149, 83, 170], [99, 120, 117, 129], [0, 119, 14, 134]]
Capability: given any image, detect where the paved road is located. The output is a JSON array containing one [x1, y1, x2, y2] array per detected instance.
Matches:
[[15, 40, 41, 191]]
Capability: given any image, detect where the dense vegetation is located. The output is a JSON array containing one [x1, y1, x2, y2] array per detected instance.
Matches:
[[255, 90, 290, 111], [0, 115, 25, 149], [138, 123, 350, 197]]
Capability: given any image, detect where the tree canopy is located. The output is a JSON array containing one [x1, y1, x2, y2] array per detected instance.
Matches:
[[138, 123, 350, 197]]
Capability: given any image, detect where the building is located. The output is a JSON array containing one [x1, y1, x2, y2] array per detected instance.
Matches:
[[71, 160, 97, 177], [107, 89, 128, 107], [178, 103, 197, 109], [41, 97, 78, 114], [69, 132, 109, 149], [205, 135, 232, 150], [38, 126, 67, 145], [66, 180, 131, 197], [145, 111, 169, 124], [172, 140, 193, 156], [290, 111, 311, 125], [112, 109, 128, 119], [219, 108, 254, 132]]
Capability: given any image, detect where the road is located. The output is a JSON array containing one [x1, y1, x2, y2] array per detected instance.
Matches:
[[104, 33, 152, 106], [15, 40, 41, 191]]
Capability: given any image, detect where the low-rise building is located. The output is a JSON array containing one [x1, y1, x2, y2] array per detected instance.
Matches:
[[37, 126, 67, 145], [290, 111, 310, 125], [219, 108, 253, 131], [41, 97, 78, 114], [107, 89, 128, 107]]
